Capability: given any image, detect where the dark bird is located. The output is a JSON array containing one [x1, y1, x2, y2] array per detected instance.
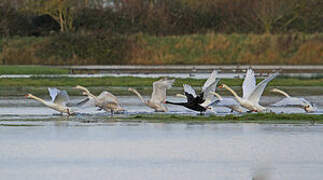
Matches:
[[165, 70, 219, 112]]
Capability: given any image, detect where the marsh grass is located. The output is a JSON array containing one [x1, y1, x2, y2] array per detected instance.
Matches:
[[0, 76, 322, 87], [121, 113, 323, 124]]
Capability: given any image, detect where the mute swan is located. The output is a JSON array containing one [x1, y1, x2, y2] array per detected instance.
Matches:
[[210, 92, 245, 113], [128, 78, 175, 112], [165, 70, 219, 112], [271, 88, 315, 112], [25, 88, 72, 115], [219, 69, 279, 112], [75, 85, 124, 114]]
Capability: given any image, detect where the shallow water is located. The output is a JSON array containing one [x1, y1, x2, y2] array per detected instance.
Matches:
[[1, 121, 323, 180], [1, 96, 323, 180], [0, 96, 322, 119]]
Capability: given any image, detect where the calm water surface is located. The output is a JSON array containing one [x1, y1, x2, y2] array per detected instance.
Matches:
[[0, 96, 323, 180], [0, 121, 323, 180]]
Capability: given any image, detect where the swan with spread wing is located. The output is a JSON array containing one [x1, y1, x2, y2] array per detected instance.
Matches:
[[75, 85, 124, 114], [211, 92, 245, 113], [25, 88, 72, 115], [219, 69, 279, 112], [128, 78, 175, 112], [271, 88, 315, 112], [166, 70, 219, 112]]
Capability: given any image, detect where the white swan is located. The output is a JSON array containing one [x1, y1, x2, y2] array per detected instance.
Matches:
[[75, 85, 124, 114], [25, 88, 72, 115], [128, 78, 175, 112], [271, 88, 315, 112], [219, 69, 279, 112], [210, 92, 245, 113]]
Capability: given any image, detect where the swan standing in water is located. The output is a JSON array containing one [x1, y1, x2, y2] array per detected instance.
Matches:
[[211, 92, 245, 113], [271, 88, 315, 112], [166, 70, 219, 112], [128, 78, 175, 112], [219, 69, 279, 112], [25, 88, 72, 115], [75, 85, 124, 114]]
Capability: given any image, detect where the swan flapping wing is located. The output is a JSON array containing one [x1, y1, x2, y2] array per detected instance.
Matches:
[[201, 79, 219, 106], [151, 79, 175, 103], [48, 88, 70, 106], [48, 87, 59, 102], [272, 97, 311, 107], [201, 70, 219, 105], [216, 98, 240, 106], [97, 91, 119, 105], [242, 68, 256, 99], [202, 70, 218, 92], [247, 72, 279, 103], [183, 84, 197, 98]]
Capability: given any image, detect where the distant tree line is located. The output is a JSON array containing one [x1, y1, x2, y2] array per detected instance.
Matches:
[[0, 0, 322, 37]]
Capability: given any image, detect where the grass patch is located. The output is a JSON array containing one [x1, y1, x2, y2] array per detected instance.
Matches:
[[0, 65, 68, 74], [0, 76, 323, 87], [118, 113, 323, 124]]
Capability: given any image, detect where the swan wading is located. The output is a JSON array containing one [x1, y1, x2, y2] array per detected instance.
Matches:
[[128, 78, 175, 112], [165, 70, 219, 112], [271, 88, 315, 112], [219, 69, 279, 112], [25, 88, 72, 115], [75, 85, 124, 114]]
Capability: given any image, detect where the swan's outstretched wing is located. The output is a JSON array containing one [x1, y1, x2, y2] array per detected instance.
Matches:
[[151, 79, 175, 103], [48, 87, 59, 102], [272, 97, 310, 107], [54, 89, 70, 106], [216, 98, 240, 106], [201, 70, 219, 106], [183, 84, 197, 98], [202, 70, 217, 92], [242, 69, 256, 99], [97, 91, 119, 105], [201, 79, 219, 106], [247, 72, 279, 103]]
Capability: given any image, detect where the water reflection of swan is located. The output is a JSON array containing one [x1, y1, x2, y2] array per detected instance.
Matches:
[[166, 70, 219, 112], [75, 85, 124, 114], [25, 88, 72, 115], [219, 69, 279, 112], [271, 88, 315, 112], [128, 78, 175, 112]]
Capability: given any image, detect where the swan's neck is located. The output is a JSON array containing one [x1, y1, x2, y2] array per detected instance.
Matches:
[[29, 95, 48, 105], [130, 89, 147, 104], [222, 84, 242, 103], [273, 89, 290, 98], [77, 85, 97, 99], [213, 92, 223, 101]]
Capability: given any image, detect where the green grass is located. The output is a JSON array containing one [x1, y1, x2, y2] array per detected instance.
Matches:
[[0, 76, 322, 87], [118, 113, 323, 124], [1, 113, 322, 125], [0, 65, 68, 74]]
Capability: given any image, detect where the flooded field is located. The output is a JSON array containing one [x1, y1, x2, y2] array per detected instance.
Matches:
[[1, 120, 323, 180], [1, 95, 323, 180]]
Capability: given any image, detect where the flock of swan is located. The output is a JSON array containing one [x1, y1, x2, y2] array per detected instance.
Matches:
[[25, 68, 316, 116]]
